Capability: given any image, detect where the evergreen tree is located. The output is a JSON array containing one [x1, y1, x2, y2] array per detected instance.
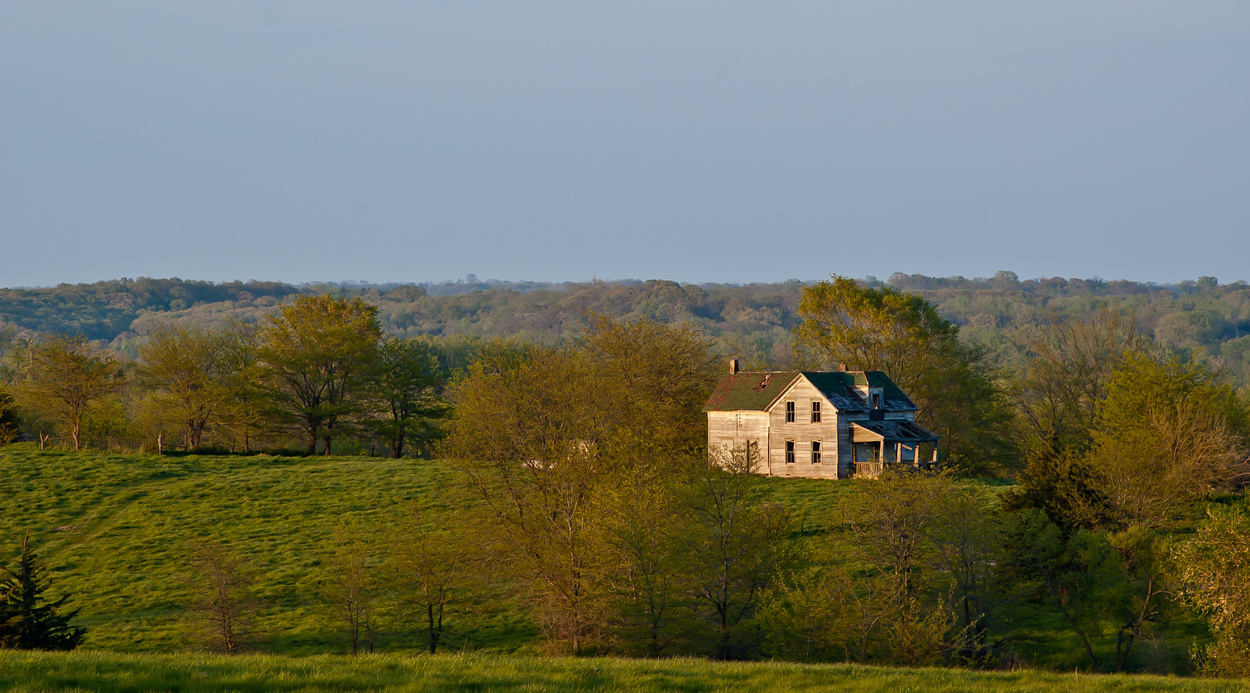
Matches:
[[0, 532, 86, 651]]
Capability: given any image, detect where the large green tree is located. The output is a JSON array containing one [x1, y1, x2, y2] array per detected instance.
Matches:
[[19, 335, 120, 450], [137, 324, 229, 450], [575, 312, 720, 457], [367, 337, 447, 458], [444, 343, 615, 654], [794, 276, 1016, 474], [257, 295, 382, 455], [1089, 353, 1248, 530]]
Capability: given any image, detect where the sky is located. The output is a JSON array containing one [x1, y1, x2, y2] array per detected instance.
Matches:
[[1, 2, 1247, 287]]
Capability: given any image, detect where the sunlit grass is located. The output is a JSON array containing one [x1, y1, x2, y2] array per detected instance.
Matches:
[[1, 650, 1245, 693]]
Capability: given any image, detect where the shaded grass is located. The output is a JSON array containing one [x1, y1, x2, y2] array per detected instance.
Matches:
[[1, 650, 1246, 693]]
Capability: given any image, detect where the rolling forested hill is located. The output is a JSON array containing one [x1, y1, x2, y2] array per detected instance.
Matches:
[[3, 272, 1249, 390]]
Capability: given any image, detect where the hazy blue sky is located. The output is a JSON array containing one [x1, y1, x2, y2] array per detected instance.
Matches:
[[2, 2, 1247, 287]]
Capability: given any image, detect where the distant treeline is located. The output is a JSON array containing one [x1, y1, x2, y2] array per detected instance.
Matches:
[[3, 272, 1250, 392]]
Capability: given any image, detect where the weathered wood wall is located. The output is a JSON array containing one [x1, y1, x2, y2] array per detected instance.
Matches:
[[765, 379, 845, 479]]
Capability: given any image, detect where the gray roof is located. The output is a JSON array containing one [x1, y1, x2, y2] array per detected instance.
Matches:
[[704, 370, 917, 413], [850, 420, 940, 443]]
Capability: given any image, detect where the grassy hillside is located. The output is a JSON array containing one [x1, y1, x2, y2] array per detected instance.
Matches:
[[0, 446, 536, 655], [0, 650, 1243, 693], [0, 448, 1208, 673]]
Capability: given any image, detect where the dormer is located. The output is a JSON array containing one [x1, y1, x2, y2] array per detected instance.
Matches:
[[868, 387, 884, 410]]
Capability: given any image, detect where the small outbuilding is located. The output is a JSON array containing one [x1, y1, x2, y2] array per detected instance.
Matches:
[[703, 360, 940, 479]]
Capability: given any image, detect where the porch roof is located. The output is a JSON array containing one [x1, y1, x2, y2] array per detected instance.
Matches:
[[850, 420, 940, 444]]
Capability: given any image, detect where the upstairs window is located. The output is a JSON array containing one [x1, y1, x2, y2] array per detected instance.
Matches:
[[785, 440, 795, 464], [785, 401, 796, 423], [871, 393, 881, 410], [811, 440, 822, 464], [811, 401, 822, 423]]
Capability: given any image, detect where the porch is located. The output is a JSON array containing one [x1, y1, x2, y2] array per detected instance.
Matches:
[[850, 420, 940, 479]]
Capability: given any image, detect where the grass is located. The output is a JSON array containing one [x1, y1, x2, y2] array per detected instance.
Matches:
[[0, 446, 534, 654], [1, 650, 1247, 693], [0, 447, 1211, 674]]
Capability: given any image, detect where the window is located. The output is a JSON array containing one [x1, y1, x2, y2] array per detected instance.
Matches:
[[871, 393, 881, 409], [811, 440, 822, 465], [785, 401, 796, 423], [811, 401, 822, 423], [785, 440, 795, 464]]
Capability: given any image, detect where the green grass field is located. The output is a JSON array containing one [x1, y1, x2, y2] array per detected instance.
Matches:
[[0, 446, 540, 655], [1, 651, 1246, 693], [0, 446, 1213, 681]]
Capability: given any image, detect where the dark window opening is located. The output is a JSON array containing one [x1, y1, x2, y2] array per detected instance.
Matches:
[[785, 440, 795, 464], [871, 393, 881, 409], [811, 401, 822, 423], [785, 401, 796, 423], [811, 440, 822, 464]]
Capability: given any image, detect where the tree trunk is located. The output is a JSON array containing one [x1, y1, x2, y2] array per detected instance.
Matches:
[[428, 603, 439, 654], [1058, 600, 1100, 672]]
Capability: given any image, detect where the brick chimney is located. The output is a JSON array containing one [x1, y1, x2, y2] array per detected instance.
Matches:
[[729, 358, 741, 375]]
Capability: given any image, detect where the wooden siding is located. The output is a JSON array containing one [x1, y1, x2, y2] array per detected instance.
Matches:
[[767, 377, 843, 479], [707, 411, 771, 474]]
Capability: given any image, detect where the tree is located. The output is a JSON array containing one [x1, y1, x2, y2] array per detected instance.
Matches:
[[0, 532, 86, 651], [1005, 510, 1132, 672], [686, 453, 799, 659], [597, 457, 697, 657], [847, 468, 957, 666], [575, 312, 720, 456], [1002, 437, 1111, 533], [794, 276, 1016, 475], [1011, 308, 1145, 452], [762, 563, 883, 663], [20, 335, 120, 450], [217, 319, 274, 453], [443, 344, 615, 654], [257, 295, 382, 455], [391, 511, 465, 654], [321, 524, 377, 655], [137, 324, 228, 450], [926, 482, 1010, 665], [0, 389, 18, 445], [185, 541, 258, 654], [368, 338, 447, 458], [1174, 505, 1250, 677], [1089, 353, 1249, 530]]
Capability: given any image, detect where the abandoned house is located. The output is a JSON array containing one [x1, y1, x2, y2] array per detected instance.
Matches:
[[703, 360, 940, 479]]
